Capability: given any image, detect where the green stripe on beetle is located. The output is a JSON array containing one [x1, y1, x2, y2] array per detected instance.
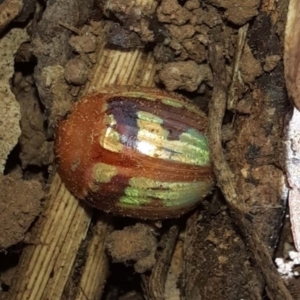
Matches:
[[119, 177, 212, 207], [178, 129, 210, 165], [135, 124, 210, 166], [137, 111, 164, 124]]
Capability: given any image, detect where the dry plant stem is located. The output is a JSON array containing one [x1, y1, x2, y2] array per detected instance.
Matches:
[[9, 8, 157, 300], [227, 23, 249, 111], [58, 21, 81, 35], [142, 225, 180, 300], [74, 215, 110, 300], [10, 173, 93, 300], [208, 43, 292, 300]]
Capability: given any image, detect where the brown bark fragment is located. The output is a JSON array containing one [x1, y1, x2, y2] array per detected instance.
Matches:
[[208, 38, 292, 300], [183, 198, 262, 300]]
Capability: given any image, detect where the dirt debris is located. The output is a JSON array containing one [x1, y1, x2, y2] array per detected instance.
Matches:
[[105, 223, 157, 273], [264, 54, 281, 72], [0, 28, 29, 173], [158, 60, 212, 91], [106, 22, 143, 48], [101, 0, 158, 43], [153, 44, 175, 63], [0, 0, 23, 33], [157, 0, 192, 25], [0, 173, 43, 249], [184, 0, 200, 11], [64, 58, 89, 86], [12, 72, 53, 168], [206, 0, 260, 25], [190, 6, 222, 27], [69, 35, 97, 54], [182, 36, 207, 63], [240, 43, 263, 84], [166, 24, 195, 43], [32, 0, 94, 124]]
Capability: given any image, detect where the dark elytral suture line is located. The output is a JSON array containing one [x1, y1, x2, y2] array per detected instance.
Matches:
[[208, 42, 292, 300]]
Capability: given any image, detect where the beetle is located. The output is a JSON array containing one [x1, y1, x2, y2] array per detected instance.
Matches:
[[54, 86, 214, 219]]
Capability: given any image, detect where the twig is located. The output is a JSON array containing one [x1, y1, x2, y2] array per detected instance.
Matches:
[[227, 23, 249, 111], [59, 21, 81, 35]]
